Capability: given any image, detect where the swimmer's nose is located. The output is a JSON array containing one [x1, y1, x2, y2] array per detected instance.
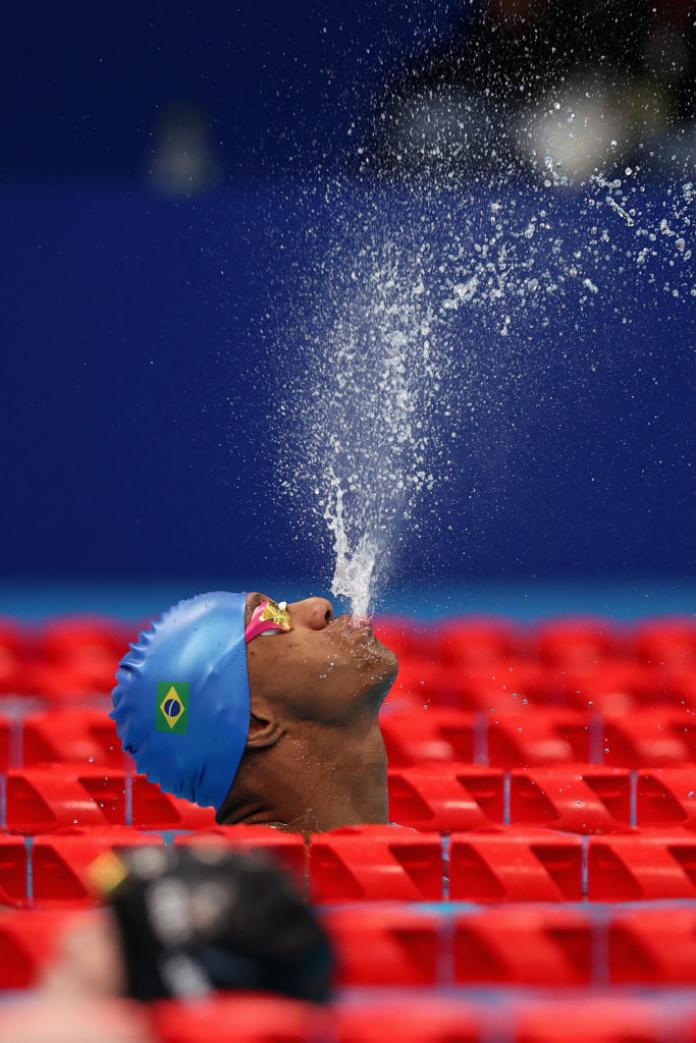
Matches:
[[290, 596, 334, 630]]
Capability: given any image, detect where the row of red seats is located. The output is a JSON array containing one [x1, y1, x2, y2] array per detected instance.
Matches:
[[0, 618, 130, 697], [6, 825, 696, 904], [0, 765, 215, 832], [5, 763, 696, 835], [1, 617, 696, 699], [379, 616, 696, 668], [4, 660, 696, 710], [155, 995, 696, 1043], [390, 764, 696, 833], [5, 660, 696, 719], [3, 763, 696, 835], [383, 706, 696, 766], [309, 826, 696, 902], [3, 616, 696, 663], [8, 902, 696, 990], [328, 903, 696, 987], [3, 992, 696, 1043], [390, 661, 696, 714], [3, 705, 696, 772], [150, 994, 696, 1043], [0, 708, 127, 771]]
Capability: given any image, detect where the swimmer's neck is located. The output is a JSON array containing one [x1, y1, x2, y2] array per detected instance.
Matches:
[[217, 718, 389, 834]]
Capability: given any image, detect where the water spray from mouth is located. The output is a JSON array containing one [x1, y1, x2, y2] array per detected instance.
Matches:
[[282, 221, 445, 618], [324, 471, 378, 619]]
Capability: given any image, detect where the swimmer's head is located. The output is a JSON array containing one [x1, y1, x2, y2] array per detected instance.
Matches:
[[111, 591, 398, 813]]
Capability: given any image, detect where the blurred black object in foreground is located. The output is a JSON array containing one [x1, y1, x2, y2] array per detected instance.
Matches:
[[98, 846, 334, 1005]]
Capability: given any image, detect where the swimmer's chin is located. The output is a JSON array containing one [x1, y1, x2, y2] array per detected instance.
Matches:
[[364, 657, 399, 710], [359, 642, 399, 691], [382, 644, 399, 678]]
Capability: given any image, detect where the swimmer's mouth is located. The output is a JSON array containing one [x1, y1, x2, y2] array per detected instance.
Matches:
[[329, 614, 374, 637], [349, 615, 372, 632]]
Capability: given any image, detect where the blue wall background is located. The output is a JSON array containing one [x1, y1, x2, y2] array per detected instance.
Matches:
[[1, 3, 693, 591]]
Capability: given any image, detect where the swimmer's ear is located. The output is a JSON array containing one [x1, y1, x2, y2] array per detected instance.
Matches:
[[246, 709, 284, 749]]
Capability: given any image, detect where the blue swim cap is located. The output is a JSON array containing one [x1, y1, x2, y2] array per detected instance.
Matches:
[[111, 591, 250, 811]]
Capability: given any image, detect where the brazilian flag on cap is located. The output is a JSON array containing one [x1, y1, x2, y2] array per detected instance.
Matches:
[[156, 682, 190, 734]]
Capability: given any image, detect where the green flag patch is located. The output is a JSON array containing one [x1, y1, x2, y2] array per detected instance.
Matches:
[[156, 682, 190, 734]]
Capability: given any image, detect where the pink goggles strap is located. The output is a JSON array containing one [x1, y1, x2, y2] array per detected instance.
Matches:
[[245, 600, 293, 644]]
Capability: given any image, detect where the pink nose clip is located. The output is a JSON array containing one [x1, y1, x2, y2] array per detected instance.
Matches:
[[245, 600, 293, 644]]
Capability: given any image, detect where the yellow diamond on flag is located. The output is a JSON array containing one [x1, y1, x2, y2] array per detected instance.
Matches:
[[159, 685, 185, 728]]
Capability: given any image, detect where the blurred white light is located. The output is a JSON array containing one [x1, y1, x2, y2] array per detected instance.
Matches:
[[518, 84, 626, 185], [149, 105, 220, 196]]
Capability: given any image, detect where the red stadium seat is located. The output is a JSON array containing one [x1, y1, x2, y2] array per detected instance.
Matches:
[[487, 709, 594, 767], [373, 617, 435, 663], [637, 768, 696, 828], [393, 659, 544, 713], [309, 826, 443, 902], [437, 617, 522, 666], [5, 765, 128, 833], [554, 663, 660, 714], [0, 620, 28, 661], [22, 708, 126, 768], [388, 661, 453, 710], [454, 906, 592, 985], [654, 668, 696, 710], [0, 835, 28, 906], [20, 662, 113, 703], [336, 999, 482, 1043], [389, 765, 504, 832], [535, 618, 625, 667], [515, 999, 667, 1043], [31, 829, 163, 904], [175, 826, 307, 886], [0, 908, 86, 987], [152, 995, 320, 1043], [449, 828, 583, 901], [0, 620, 31, 695], [452, 661, 547, 712], [609, 906, 696, 984], [0, 664, 25, 698], [635, 618, 696, 667], [381, 708, 478, 766], [588, 830, 696, 900], [509, 766, 631, 833], [130, 775, 215, 829], [324, 905, 440, 986], [601, 709, 696, 766], [39, 617, 127, 663], [0, 714, 11, 770]]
